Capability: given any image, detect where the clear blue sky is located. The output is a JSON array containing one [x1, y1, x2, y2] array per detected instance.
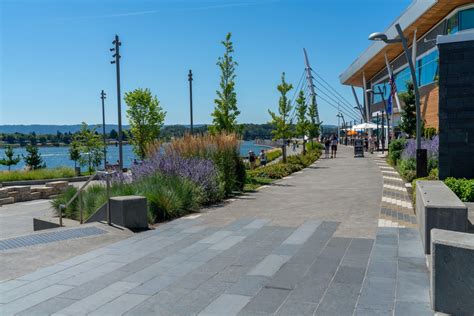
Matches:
[[1, 0, 411, 126]]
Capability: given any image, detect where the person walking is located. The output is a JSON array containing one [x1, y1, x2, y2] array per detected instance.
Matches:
[[248, 150, 256, 169], [259, 149, 267, 167], [331, 135, 338, 158], [324, 137, 330, 159]]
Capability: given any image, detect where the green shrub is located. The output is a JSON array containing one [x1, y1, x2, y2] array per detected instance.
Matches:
[[444, 178, 474, 202], [388, 138, 406, 165], [428, 157, 438, 173], [52, 173, 204, 223], [0, 167, 75, 182], [398, 158, 416, 182]]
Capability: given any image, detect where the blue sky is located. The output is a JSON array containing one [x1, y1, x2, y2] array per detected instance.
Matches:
[[1, 0, 411, 126]]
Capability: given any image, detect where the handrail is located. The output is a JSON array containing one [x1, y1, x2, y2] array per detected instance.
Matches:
[[59, 171, 115, 226]]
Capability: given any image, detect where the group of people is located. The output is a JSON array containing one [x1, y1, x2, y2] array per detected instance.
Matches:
[[248, 149, 267, 169], [323, 135, 338, 159]]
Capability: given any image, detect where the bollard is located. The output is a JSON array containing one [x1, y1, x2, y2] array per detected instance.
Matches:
[[106, 172, 111, 226]]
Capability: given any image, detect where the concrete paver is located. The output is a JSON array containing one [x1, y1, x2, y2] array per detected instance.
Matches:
[[0, 146, 432, 315]]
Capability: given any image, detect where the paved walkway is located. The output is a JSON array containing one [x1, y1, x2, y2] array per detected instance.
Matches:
[[0, 146, 432, 315]]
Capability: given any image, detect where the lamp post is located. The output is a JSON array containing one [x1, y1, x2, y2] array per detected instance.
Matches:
[[100, 90, 107, 170], [369, 24, 426, 177], [366, 87, 391, 152], [188, 70, 194, 134], [110, 35, 123, 171]]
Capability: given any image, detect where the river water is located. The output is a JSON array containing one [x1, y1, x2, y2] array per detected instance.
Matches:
[[0, 141, 271, 171]]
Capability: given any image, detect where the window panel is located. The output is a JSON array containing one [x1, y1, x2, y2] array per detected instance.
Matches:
[[460, 8, 474, 31]]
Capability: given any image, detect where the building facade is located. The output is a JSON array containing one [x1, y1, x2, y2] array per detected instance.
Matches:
[[340, 0, 474, 131]]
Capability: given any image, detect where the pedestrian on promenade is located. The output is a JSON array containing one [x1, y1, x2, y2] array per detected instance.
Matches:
[[292, 141, 297, 152], [259, 149, 267, 166], [248, 150, 256, 169], [324, 138, 330, 159], [369, 136, 375, 154], [331, 135, 338, 158]]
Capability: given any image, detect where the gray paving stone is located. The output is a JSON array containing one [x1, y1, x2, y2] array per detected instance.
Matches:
[[357, 276, 396, 310], [173, 271, 217, 290], [266, 263, 308, 290], [0, 279, 29, 294], [354, 306, 393, 315], [332, 266, 366, 285], [242, 287, 290, 314], [0, 284, 73, 315], [394, 301, 433, 316], [243, 219, 271, 229], [210, 235, 245, 251], [17, 297, 77, 316], [59, 269, 130, 300], [179, 242, 210, 255], [199, 231, 233, 244], [213, 265, 249, 283], [0, 273, 65, 304], [366, 260, 397, 279], [226, 276, 268, 296], [275, 300, 317, 316], [124, 287, 191, 315], [247, 254, 291, 277], [397, 256, 427, 274], [53, 281, 139, 315], [128, 274, 177, 295], [287, 275, 332, 303], [282, 220, 321, 245], [272, 243, 300, 256], [188, 249, 221, 263], [198, 294, 251, 316], [225, 218, 255, 231], [315, 283, 361, 316], [306, 256, 341, 279], [395, 271, 430, 303], [59, 261, 125, 286], [345, 238, 374, 257], [89, 293, 149, 315]]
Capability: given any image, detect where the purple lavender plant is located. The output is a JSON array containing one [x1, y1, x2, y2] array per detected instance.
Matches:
[[131, 153, 220, 199], [402, 135, 439, 159]]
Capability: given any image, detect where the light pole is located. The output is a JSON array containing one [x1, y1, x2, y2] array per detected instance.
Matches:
[[188, 70, 194, 134], [110, 35, 123, 171], [369, 24, 426, 177], [366, 87, 391, 151], [100, 90, 107, 170]]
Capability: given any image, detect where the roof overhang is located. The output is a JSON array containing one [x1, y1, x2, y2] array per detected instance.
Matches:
[[339, 0, 473, 87]]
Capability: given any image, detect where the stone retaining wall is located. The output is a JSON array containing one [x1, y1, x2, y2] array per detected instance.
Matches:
[[0, 181, 70, 206]]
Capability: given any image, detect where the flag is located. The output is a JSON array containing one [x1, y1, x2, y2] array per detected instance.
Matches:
[[388, 72, 397, 115], [387, 94, 392, 115], [384, 53, 401, 112]]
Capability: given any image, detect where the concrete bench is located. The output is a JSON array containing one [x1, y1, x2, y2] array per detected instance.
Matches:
[[430, 229, 474, 315], [86, 195, 148, 230], [416, 180, 468, 254]]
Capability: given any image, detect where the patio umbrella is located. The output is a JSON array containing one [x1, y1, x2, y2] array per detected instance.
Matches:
[[353, 122, 378, 130]]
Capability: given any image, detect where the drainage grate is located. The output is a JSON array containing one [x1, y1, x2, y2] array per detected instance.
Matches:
[[0, 226, 107, 251]]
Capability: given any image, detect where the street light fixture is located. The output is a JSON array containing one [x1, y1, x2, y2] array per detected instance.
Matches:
[[366, 87, 391, 153], [368, 23, 427, 177]]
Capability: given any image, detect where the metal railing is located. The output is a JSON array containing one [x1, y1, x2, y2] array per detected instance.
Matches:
[[59, 171, 114, 226]]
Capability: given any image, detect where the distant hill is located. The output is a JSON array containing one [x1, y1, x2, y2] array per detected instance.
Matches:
[[0, 124, 202, 134], [0, 124, 337, 136]]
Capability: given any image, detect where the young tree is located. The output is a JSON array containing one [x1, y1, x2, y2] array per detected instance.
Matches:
[[295, 90, 310, 155], [69, 142, 81, 169], [109, 129, 118, 140], [307, 98, 321, 149], [399, 81, 417, 138], [0, 146, 21, 171], [124, 88, 166, 159], [23, 144, 46, 170], [73, 123, 104, 173], [268, 72, 293, 163], [210, 32, 240, 134]]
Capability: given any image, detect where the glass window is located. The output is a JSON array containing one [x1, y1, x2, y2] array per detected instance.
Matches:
[[395, 67, 411, 93], [446, 13, 459, 34], [460, 8, 474, 31], [417, 50, 439, 87], [372, 82, 390, 104]]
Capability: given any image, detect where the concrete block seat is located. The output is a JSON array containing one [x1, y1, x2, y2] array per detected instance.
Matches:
[[416, 180, 468, 254], [86, 195, 148, 230], [431, 229, 474, 315]]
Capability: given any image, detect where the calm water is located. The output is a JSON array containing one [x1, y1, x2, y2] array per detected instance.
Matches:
[[0, 141, 270, 171]]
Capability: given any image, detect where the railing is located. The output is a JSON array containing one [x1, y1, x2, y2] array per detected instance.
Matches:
[[59, 171, 114, 227]]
